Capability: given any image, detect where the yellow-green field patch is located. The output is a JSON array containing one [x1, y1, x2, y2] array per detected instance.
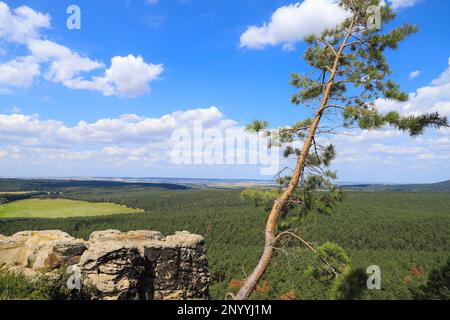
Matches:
[[0, 199, 144, 219], [0, 191, 37, 195]]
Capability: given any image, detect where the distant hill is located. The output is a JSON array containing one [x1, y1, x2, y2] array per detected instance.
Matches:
[[342, 180, 450, 192], [1, 177, 448, 192], [0, 178, 190, 192], [100, 177, 277, 188]]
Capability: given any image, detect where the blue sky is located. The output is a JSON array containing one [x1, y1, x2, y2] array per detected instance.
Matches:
[[0, 0, 449, 183]]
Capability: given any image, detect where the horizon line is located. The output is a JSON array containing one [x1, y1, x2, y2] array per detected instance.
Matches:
[[0, 176, 448, 186]]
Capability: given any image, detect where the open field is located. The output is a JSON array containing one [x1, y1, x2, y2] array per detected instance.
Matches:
[[0, 199, 144, 219], [0, 191, 37, 195], [0, 183, 449, 300]]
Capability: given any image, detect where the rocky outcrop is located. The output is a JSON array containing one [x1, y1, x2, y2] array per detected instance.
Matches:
[[79, 241, 144, 300], [0, 230, 86, 272], [144, 231, 210, 300], [89, 229, 165, 243], [0, 230, 210, 300]]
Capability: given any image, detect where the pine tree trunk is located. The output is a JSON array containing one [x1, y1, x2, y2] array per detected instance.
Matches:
[[234, 16, 355, 300]]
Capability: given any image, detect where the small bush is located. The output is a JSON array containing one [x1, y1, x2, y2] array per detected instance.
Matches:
[[412, 258, 450, 300]]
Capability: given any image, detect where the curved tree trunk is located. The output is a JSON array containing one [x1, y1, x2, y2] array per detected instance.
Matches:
[[234, 16, 355, 300]]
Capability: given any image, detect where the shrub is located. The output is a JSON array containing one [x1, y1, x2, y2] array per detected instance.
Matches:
[[412, 258, 450, 300], [0, 267, 69, 300]]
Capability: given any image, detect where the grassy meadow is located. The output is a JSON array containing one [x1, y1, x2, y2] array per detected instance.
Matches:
[[0, 183, 449, 300], [0, 199, 144, 219], [0, 192, 37, 195]]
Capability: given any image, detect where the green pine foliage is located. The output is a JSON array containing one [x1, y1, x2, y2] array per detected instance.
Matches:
[[306, 242, 351, 283], [241, 0, 448, 297], [412, 258, 450, 300]]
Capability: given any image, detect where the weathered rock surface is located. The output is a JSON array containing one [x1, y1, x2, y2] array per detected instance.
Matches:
[[79, 242, 144, 300], [89, 230, 165, 242], [144, 231, 210, 300], [0, 230, 210, 300], [88, 229, 164, 254], [0, 230, 86, 272]]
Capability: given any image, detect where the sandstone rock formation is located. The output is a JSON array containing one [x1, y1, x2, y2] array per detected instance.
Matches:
[[89, 229, 165, 243], [144, 231, 210, 300], [0, 230, 210, 300], [79, 242, 144, 300], [0, 230, 86, 272]]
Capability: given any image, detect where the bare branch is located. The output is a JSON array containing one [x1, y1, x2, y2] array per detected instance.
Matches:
[[275, 230, 338, 277]]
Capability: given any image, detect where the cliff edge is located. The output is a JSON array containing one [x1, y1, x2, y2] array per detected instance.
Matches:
[[0, 229, 210, 300]]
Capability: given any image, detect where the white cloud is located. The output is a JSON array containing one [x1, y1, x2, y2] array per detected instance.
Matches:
[[329, 56, 450, 175], [0, 2, 163, 97], [0, 107, 284, 177], [12, 106, 21, 113], [0, 106, 448, 180], [431, 58, 450, 86], [389, 0, 421, 10], [368, 143, 425, 155], [0, 2, 50, 43], [377, 57, 450, 117], [0, 56, 40, 87], [27, 39, 104, 83], [240, 0, 349, 50], [331, 126, 450, 182], [417, 152, 450, 161], [239, 0, 421, 50], [333, 128, 403, 143], [65, 55, 163, 97], [409, 70, 421, 79], [0, 106, 234, 147]]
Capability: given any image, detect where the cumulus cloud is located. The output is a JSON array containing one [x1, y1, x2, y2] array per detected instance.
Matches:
[[65, 55, 163, 97], [0, 2, 163, 97], [0, 2, 50, 43], [239, 0, 423, 50], [0, 106, 235, 148], [0, 56, 40, 87], [409, 70, 421, 79], [368, 143, 425, 155], [240, 0, 349, 50], [376, 57, 450, 117], [330, 127, 450, 180], [324, 57, 450, 179], [320, 59, 450, 176], [0, 106, 284, 177], [0, 105, 448, 180], [11, 106, 22, 113], [337, 129, 404, 143], [27, 39, 104, 83], [389, 0, 422, 10], [431, 58, 450, 86]]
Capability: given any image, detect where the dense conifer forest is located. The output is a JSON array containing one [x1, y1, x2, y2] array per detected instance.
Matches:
[[0, 179, 448, 299]]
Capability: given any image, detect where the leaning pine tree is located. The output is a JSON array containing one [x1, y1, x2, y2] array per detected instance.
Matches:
[[234, 0, 448, 300]]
